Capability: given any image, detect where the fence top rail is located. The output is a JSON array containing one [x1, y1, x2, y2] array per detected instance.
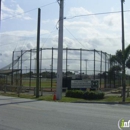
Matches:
[[14, 48, 110, 55]]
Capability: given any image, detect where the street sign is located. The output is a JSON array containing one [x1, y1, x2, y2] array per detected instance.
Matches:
[[71, 80, 91, 88]]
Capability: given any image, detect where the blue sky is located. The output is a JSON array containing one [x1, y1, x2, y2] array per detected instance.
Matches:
[[0, 0, 130, 70], [2, 0, 130, 32]]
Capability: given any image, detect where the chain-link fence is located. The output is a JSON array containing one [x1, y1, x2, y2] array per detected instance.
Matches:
[[1, 47, 129, 92]]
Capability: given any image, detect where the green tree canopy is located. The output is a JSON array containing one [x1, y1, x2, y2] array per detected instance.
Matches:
[[110, 44, 130, 69]]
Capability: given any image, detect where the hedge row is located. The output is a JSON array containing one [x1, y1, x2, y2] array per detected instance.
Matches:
[[66, 90, 104, 100]]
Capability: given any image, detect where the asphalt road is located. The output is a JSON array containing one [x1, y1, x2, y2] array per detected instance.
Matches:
[[0, 96, 130, 130]]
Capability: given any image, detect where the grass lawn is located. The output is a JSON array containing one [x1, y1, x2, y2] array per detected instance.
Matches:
[[22, 79, 57, 88], [0, 92, 130, 103]]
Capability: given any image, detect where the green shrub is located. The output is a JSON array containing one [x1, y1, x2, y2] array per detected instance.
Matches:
[[66, 90, 104, 100], [84, 91, 104, 100], [83, 91, 89, 99], [66, 90, 84, 98], [97, 91, 105, 99]]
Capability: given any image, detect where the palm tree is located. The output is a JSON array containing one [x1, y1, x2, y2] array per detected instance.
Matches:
[[110, 44, 130, 69], [109, 45, 130, 80]]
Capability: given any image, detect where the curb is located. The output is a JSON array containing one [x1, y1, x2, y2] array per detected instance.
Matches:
[[72, 101, 130, 104]]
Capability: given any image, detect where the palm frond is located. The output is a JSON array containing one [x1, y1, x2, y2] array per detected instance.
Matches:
[[124, 44, 130, 61], [110, 55, 117, 65], [126, 58, 130, 69], [115, 50, 122, 65]]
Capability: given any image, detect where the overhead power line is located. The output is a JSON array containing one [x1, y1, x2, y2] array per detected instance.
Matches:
[[65, 9, 130, 20], [1, 1, 57, 21], [64, 26, 86, 48]]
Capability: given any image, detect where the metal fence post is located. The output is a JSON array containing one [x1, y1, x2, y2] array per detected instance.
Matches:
[[51, 47, 53, 91], [66, 48, 68, 78], [11, 51, 14, 85], [80, 48, 82, 79], [29, 49, 32, 89], [110, 54, 112, 88], [129, 75, 130, 86], [100, 51, 102, 89], [107, 54, 109, 85], [20, 50, 23, 87], [105, 52, 107, 88], [94, 49, 95, 80], [114, 62, 116, 88], [39, 48, 42, 91]]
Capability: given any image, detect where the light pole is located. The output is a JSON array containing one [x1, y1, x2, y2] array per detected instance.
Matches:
[[121, 0, 126, 102]]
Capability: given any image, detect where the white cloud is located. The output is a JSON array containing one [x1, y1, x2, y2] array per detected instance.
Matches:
[[103, 13, 121, 31], [42, 20, 50, 24], [63, 7, 125, 55], [11, 0, 16, 3], [1, 29, 49, 37], [1, 5, 130, 72], [3, 51, 12, 58], [1, 1, 32, 20], [67, 7, 92, 17], [16, 4, 24, 14], [0, 27, 55, 68]]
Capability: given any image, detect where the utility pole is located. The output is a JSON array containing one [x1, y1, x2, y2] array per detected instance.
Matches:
[[56, 0, 64, 100], [36, 8, 41, 98], [121, 0, 126, 102]]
